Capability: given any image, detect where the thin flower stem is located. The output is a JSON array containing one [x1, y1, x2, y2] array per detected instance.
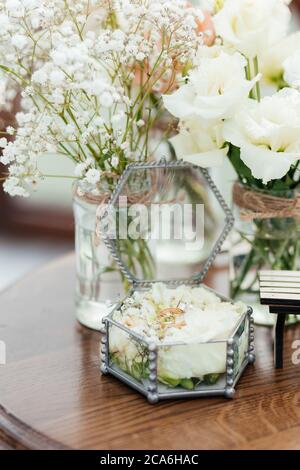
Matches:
[[41, 174, 78, 179], [246, 59, 256, 100], [231, 244, 256, 298], [253, 56, 261, 102], [64, 0, 84, 40]]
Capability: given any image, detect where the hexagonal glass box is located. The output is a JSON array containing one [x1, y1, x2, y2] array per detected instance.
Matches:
[[100, 160, 255, 403]]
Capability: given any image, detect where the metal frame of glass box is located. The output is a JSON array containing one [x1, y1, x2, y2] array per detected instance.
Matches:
[[99, 160, 255, 403]]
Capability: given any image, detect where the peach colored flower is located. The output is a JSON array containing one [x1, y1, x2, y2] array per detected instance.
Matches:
[[196, 11, 216, 47], [133, 8, 216, 94]]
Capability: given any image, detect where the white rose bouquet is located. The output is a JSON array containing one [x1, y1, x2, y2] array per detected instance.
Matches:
[[163, 0, 300, 316]]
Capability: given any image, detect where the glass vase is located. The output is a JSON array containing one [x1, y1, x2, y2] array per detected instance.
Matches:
[[73, 186, 125, 331], [72, 164, 226, 330], [230, 185, 300, 326]]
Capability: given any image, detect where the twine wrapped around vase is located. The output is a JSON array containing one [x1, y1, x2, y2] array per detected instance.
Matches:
[[72, 171, 119, 205], [233, 182, 300, 221]]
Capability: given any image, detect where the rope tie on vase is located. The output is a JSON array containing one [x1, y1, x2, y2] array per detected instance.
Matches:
[[232, 182, 300, 222], [72, 171, 119, 205]]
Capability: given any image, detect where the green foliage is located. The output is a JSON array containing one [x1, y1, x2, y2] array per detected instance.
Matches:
[[180, 378, 195, 390], [203, 373, 220, 386]]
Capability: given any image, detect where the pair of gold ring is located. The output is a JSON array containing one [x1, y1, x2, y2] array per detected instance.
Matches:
[[159, 307, 184, 317]]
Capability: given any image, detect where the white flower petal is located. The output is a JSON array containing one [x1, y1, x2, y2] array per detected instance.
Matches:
[[283, 51, 300, 90], [224, 89, 300, 183], [163, 86, 196, 119], [178, 147, 228, 168], [213, 0, 291, 59], [164, 50, 260, 123], [240, 142, 300, 184]]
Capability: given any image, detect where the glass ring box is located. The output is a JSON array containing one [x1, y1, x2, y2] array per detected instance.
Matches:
[[99, 160, 255, 403]]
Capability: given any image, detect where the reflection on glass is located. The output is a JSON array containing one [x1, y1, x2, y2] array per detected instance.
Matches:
[[110, 166, 225, 283]]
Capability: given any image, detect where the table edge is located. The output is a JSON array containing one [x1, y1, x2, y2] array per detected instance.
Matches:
[[0, 405, 71, 450], [0, 255, 76, 449]]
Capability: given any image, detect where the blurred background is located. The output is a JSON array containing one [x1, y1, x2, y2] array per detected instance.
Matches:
[[1, 0, 300, 291]]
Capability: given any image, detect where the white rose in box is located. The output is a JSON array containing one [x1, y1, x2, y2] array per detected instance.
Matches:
[[213, 0, 291, 59], [108, 284, 248, 390], [223, 88, 300, 184], [163, 51, 259, 123]]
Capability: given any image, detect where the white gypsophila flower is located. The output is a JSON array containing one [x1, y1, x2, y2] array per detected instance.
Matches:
[[74, 162, 88, 178], [223, 88, 300, 184], [170, 117, 228, 167], [5, 0, 24, 16], [49, 70, 65, 87], [283, 51, 300, 90], [213, 0, 291, 59], [163, 50, 259, 122], [11, 33, 28, 49], [259, 32, 300, 87], [3, 176, 29, 197], [0, 0, 206, 196], [100, 91, 114, 108], [0, 137, 7, 148], [0, 75, 16, 111], [111, 155, 119, 168], [85, 168, 101, 185], [32, 69, 48, 85], [6, 126, 15, 135]]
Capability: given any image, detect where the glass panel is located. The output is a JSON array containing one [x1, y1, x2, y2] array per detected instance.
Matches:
[[106, 165, 227, 283], [232, 314, 249, 377], [157, 341, 227, 393], [108, 323, 150, 386]]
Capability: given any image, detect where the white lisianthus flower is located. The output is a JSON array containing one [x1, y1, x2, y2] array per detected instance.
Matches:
[[170, 118, 228, 167], [163, 51, 259, 122], [213, 0, 291, 59], [259, 32, 300, 87], [283, 51, 300, 90], [223, 88, 300, 184]]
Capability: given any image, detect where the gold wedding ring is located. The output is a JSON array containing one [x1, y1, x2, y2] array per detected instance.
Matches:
[[159, 307, 184, 317]]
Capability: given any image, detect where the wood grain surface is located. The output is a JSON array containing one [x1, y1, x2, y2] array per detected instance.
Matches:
[[0, 254, 300, 450]]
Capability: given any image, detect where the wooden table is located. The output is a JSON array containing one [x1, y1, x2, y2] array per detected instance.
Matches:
[[0, 254, 300, 450]]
